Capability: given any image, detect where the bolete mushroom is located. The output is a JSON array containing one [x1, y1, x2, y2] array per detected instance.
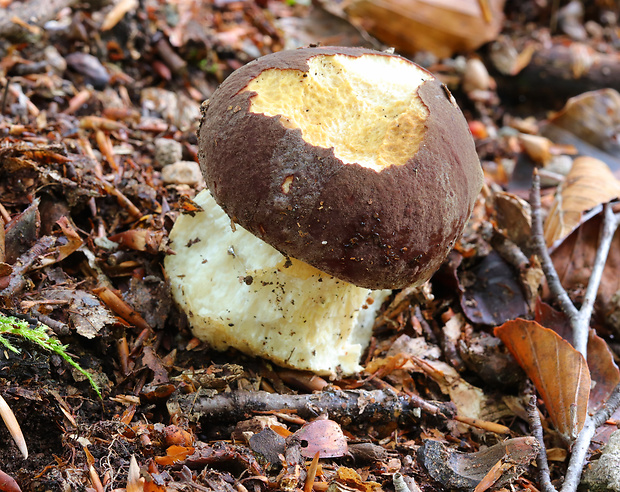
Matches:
[[165, 47, 483, 375]]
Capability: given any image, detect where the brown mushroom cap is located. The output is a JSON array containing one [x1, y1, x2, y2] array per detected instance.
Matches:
[[198, 46, 483, 290]]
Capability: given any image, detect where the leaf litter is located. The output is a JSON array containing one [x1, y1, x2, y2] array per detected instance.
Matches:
[[1, 0, 620, 490]]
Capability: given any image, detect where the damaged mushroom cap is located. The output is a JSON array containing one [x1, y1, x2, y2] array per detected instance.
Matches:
[[198, 46, 483, 290]]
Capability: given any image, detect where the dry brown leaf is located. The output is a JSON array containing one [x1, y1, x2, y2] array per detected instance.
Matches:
[[345, 0, 505, 58], [535, 300, 620, 413], [544, 156, 620, 247], [494, 319, 590, 441]]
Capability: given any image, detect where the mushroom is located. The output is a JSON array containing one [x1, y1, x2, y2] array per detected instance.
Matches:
[[165, 47, 483, 375]]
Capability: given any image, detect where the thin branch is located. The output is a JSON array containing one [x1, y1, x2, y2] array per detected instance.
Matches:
[[530, 171, 620, 492], [575, 204, 620, 354], [171, 389, 455, 425], [530, 171, 580, 330], [527, 395, 557, 492]]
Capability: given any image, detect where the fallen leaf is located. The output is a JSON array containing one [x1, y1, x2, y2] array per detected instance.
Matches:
[[329, 467, 381, 492], [126, 455, 143, 492], [535, 300, 620, 413], [494, 319, 590, 440], [418, 437, 539, 490], [547, 89, 620, 159], [460, 251, 529, 326], [544, 156, 620, 247], [154, 445, 195, 465], [345, 0, 505, 58]]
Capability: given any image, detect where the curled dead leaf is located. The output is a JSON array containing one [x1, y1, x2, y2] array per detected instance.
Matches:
[[418, 437, 539, 490]]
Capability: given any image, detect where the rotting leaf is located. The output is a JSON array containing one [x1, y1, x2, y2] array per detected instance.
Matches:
[[460, 251, 528, 326], [327, 466, 381, 492], [37, 288, 117, 339], [494, 319, 590, 440], [142, 345, 169, 385], [544, 156, 620, 248], [249, 427, 286, 464], [418, 437, 539, 490], [293, 419, 348, 459]]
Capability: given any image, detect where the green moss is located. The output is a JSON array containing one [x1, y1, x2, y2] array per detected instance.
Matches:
[[0, 314, 102, 399]]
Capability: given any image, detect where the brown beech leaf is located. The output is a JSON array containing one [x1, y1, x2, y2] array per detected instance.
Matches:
[[535, 300, 620, 413], [544, 156, 620, 248], [345, 0, 505, 58], [494, 319, 590, 440], [293, 419, 348, 458]]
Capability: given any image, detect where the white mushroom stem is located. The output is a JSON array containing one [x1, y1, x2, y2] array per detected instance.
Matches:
[[165, 190, 391, 375], [0, 394, 28, 459]]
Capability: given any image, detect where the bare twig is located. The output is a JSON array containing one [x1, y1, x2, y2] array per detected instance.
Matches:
[[531, 172, 620, 357], [560, 383, 620, 492], [169, 389, 455, 425], [575, 203, 620, 354], [530, 171, 620, 492], [527, 395, 557, 492], [530, 171, 580, 336]]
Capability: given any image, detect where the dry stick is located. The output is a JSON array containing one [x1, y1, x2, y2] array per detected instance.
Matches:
[[171, 389, 455, 425], [530, 171, 620, 491], [561, 382, 620, 492], [530, 172, 580, 343], [575, 203, 620, 354], [527, 395, 556, 492]]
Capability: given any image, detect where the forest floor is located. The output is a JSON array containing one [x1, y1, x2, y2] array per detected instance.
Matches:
[[1, 0, 620, 490]]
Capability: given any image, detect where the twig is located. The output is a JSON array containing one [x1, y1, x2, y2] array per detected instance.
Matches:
[[530, 173, 620, 357], [0, 235, 55, 298], [170, 389, 455, 425], [575, 203, 620, 354], [530, 171, 620, 492], [527, 395, 556, 492], [530, 172, 580, 337], [560, 383, 620, 492]]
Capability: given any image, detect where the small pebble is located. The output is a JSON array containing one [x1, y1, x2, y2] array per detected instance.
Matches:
[[161, 161, 203, 187], [154, 138, 183, 169]]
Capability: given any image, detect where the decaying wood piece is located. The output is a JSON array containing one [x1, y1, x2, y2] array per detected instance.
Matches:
[[495, 43, 620, 103], [168, 389, 455, 425]]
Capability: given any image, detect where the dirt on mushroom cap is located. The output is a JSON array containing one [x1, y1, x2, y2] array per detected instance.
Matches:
[[198, 47, 483, 290]]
